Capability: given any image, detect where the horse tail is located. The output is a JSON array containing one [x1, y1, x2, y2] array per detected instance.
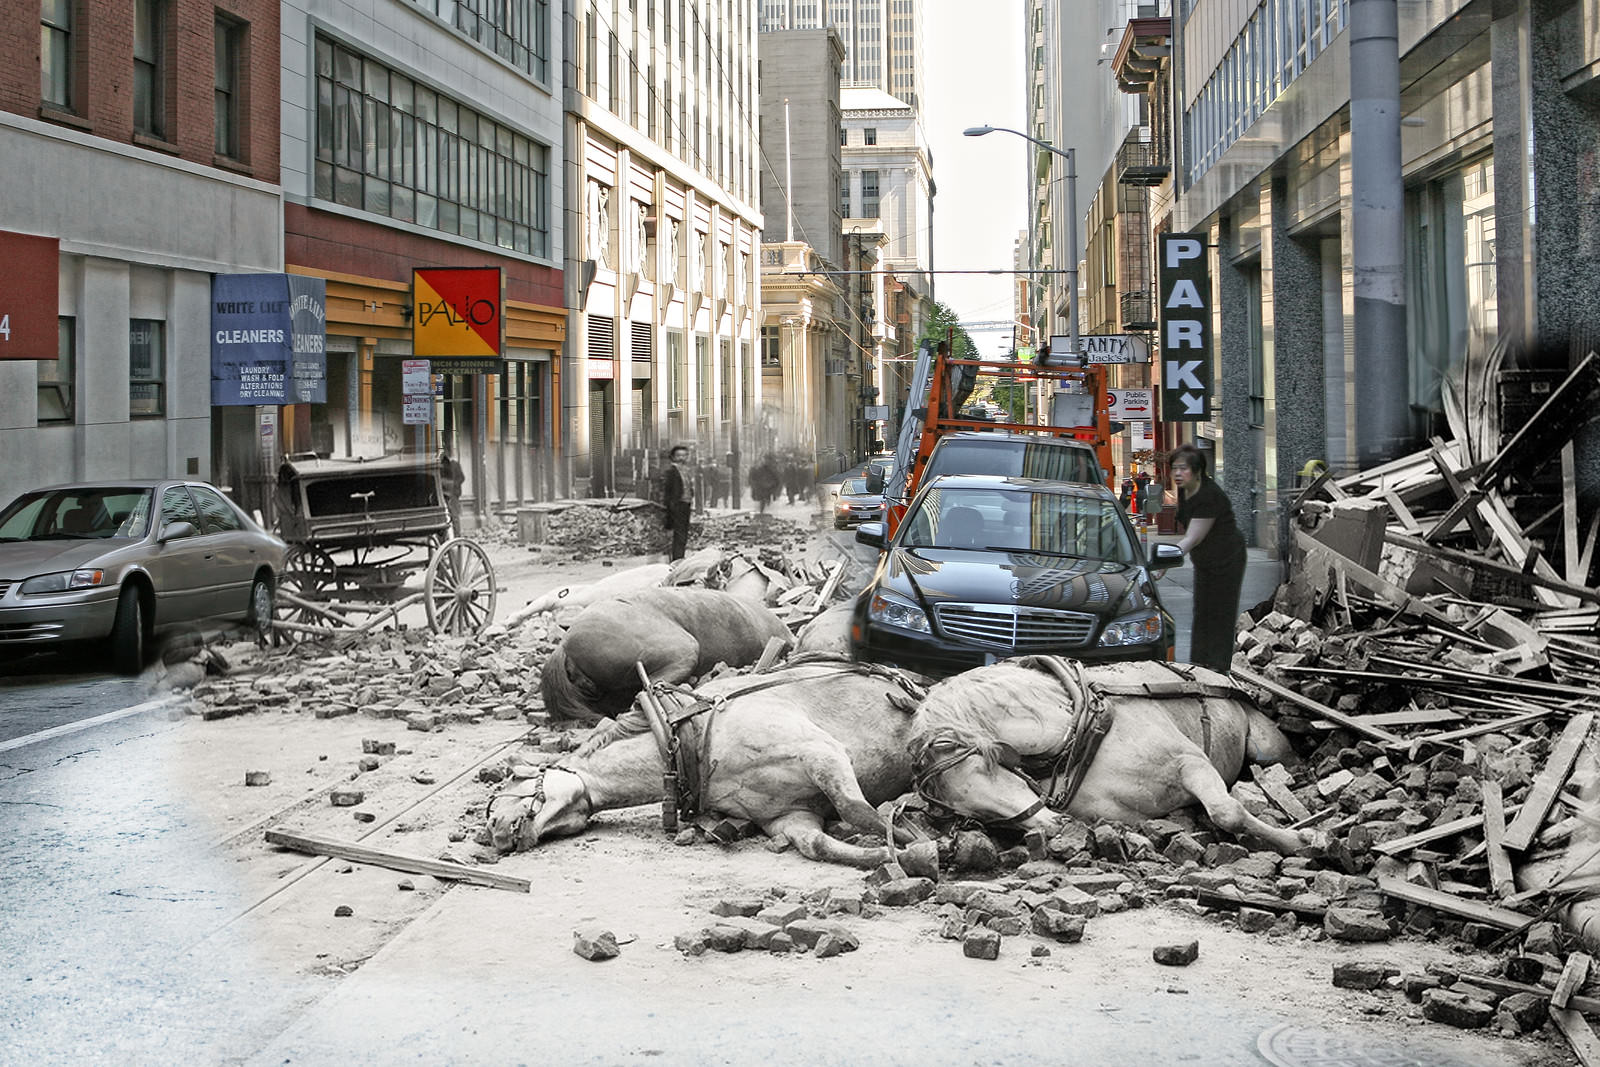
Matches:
[[540, 644, 606, 725], [1243, 706, 1299, 768]]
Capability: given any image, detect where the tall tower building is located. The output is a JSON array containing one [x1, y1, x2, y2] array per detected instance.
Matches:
[[759, 0, 921, 109]]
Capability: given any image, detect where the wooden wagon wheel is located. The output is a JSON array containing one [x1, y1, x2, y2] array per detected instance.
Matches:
[[424, 537, 497, 636], [275, 545, 339, 641]]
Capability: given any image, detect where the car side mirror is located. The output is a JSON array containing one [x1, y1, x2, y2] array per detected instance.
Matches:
[[1148, 543, 1184, 570], [159, 520, 198, 543], [855, 521, 886, 549], [865, 471, 885, 493]]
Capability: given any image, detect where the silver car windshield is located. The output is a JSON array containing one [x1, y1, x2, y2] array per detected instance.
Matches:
[[900, 487, 1136, 564], [0, 488, 155, 541]]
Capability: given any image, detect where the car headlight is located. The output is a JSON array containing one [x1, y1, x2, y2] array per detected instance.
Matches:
[[19, 569, 107, 595], [867, 590, 932, 634], [1098, 607, 1163, 646]]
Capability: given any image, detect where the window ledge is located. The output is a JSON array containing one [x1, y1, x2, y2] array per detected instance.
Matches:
[[132, 131, 180, 155], [212, 154, 253, 176], [37, 104, 91, 131]]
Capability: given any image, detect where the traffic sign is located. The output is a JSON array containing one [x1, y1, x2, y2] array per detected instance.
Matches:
[[1105, 388, 1153, 420]]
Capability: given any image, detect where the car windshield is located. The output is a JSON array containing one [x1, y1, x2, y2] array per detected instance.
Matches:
[[899, 486, 1137, 564], [926, 439, 1101, 485], [0, 488, 155, 541], [842, 478, 871, 495]]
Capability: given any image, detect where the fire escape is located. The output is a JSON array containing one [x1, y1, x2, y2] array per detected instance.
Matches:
[[1112, 17, 1173, 336]]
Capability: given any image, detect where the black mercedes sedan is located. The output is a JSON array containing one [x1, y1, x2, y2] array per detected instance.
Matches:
[[849, 474, 1181, 677]]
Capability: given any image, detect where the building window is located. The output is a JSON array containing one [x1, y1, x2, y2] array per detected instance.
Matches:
[[719, 340, 733, 421], [314, 36, 551, 258], [839, 126, 847, 147], [761, 325, 780, 369], [840, 173, 851, 219], [861, 170, 879, 218], [415, 0, 550, 81], [214, 17, 243, 159], [129, 319, 165, 418], [40, 0, 73, 109], [696, 334, 712, 416], [134, 0, 166, 137], [38, 317, 74, 423], [863, 127, 876, 146], [667, 330, 686, 408]]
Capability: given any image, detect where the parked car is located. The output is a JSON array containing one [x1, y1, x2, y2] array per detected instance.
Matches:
[[850, 473, 1181, 676], [833, 477, 886, 529], [0, 480, 286, 674]]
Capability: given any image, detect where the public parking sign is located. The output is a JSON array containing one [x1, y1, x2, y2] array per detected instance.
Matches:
[[1157, 233, 1212, 421], [1105, 388, 1153, 420]]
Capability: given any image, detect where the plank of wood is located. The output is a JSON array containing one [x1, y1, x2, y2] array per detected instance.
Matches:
[[1554, 953, 1593, 1010], [1232, 664, 1402, 745], [753, 635, 789, 672], [1426, 442, 1493, 546], [1377, 875, 1535, 929], [1195, 886, 1327, 921], [1479, 490, 1574, 608], [1401, 709, 1560, 750], [1346, 706, 1463, 728], [1252, 764, 1312, 821], [1293, 529, 1460, 628], [264, 829, 532, 892], [1372, 804, 1521, 858], [1481, 780, 1516, 901], [1386, 531, 1600, 605], [1502, 712, 1594, 852], [1381, 487, 1424, 535], [1553, 1007, 1600, 1067], [1457, 973, 1600, 1016]]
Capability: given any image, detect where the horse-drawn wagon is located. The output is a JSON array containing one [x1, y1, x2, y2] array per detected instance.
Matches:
[[272, 454, 496, 639]]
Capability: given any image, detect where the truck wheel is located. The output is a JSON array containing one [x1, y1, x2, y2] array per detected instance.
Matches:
[[111, 585, 145, 675]]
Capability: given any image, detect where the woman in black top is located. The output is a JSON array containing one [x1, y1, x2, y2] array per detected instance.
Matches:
[[1170, 443, 1248, 671]]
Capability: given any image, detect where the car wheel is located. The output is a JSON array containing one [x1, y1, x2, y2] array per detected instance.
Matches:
[[111, 585, 145, 675], [247, 576, 273, 643]]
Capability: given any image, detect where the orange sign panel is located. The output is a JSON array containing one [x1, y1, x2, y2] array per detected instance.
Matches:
[[412, 267, 502, 357]]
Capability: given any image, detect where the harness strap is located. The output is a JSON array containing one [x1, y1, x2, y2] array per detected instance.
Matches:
[[1014, 655, 1115, 814]]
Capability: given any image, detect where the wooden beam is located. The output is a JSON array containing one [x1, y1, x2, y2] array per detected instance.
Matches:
[[1231, 665, 1403, 745], [1372, 805, 1521, 858], [264, 829, 532, 892], [1554, 953, 1593, 1011], [1252, 764, 1312, 821], [1553, 1008, 1600, 1067], [1481, 780, 1516, 901], [1381, 488, 1424, 535], [1503, 713, 1594, 852], [1377, 875, 1536, 929], [1295, 529, 1461, 626], [1458, 973, 1600, 1015], [1387, 531, 1600, 605], [1426, 441, 1493, 546]]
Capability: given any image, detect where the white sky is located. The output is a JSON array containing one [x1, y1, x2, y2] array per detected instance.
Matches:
[[923, 2, 1026, 357]]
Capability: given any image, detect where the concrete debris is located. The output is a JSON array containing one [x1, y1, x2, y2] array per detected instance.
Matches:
[[962, 928, 1001, 960], [1152, 941, 1199, 966], [243, 770, 270, 787], [572, 925, 621, 961]]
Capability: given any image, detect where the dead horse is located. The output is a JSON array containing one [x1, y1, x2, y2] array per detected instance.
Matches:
[[539, 587, 793, 724], [909, 656, 1316, 856], [491, 659, 926, 868]]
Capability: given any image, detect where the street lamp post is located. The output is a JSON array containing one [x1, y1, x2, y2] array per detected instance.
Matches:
[[963, 125, 1079, 363]]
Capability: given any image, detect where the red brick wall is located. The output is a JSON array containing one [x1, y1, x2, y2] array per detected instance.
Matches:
[[286, 203, 565, 309], [0, 0, 278, 181]]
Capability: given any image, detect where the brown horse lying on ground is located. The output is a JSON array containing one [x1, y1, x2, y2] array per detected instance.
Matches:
[[539, 587, 793, 724], [909, 656, 1315, 856], [493, 659, 929, 868]]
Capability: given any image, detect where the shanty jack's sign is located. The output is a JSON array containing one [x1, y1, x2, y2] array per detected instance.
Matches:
[[1157, 233, 1212, 422]]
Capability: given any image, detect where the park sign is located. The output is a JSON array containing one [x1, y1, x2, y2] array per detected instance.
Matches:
[[413, 267, 502, 360], [210, 274, 327, 405], [1157, 233, 1212, 421]]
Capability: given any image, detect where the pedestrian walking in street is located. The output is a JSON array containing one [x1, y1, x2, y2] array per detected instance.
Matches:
[[438, 448, 465, 537], [661, 444, 694, 561], [1134, 468, 1152, 514], [749, 453, 781, 514], [1118, 469, 1135, 510], [1170, 443, 1247, 672]]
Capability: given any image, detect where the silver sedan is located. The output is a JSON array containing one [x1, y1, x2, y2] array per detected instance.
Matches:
[[0, 480, 286, 674]]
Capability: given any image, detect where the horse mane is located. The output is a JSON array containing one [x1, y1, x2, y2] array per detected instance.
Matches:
[[539, 643, 604, 724], [909, 662, 1055, 768]]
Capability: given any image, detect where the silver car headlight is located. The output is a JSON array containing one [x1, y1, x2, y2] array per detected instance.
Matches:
[[19, 569, 106, 595], [1098, 607, 1163, 646], [867, 590, 931, 634]]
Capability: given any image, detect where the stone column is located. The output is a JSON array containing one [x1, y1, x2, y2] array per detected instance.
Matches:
[[1268, 175, 1327, 557], [1216, 214, 1258, 547]]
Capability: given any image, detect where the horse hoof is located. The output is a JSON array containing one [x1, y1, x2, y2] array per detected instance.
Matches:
[[899, 840, 941, 880]]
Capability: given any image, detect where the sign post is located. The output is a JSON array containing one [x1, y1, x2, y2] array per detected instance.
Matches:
[[1157, 233, 1212, 422]]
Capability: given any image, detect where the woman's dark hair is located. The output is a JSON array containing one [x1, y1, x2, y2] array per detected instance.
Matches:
[[1169, 443, 1208, 478]]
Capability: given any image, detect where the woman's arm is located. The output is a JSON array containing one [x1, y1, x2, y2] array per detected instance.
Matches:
[[1177, 516, 1214, 554]]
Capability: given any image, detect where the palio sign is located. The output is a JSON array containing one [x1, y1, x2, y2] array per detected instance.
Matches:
[[0, 231, 60, 361], [412, 267, 503, 359], [1157, 233, 1212, 421]]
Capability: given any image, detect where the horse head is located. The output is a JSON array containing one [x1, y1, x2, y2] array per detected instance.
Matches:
[[909, 727, 1064, 837], [486, 767, 593, 852]]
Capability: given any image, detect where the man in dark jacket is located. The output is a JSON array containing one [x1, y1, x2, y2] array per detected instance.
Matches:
[[439, 449, 465, 536], [661, 445, 693, 561]]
